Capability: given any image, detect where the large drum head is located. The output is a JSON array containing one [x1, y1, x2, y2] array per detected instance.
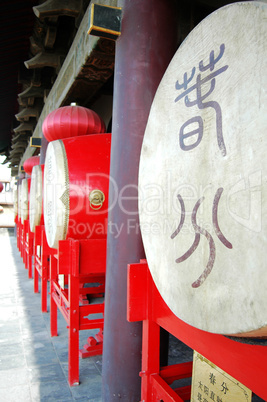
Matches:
[[139, 2, 267, 335], [17, 183, 21, 220], [30, 165, 43, 232], [13, 186, 18, 217], [20, 179, 29, 223], [44, 140, 69, 249]]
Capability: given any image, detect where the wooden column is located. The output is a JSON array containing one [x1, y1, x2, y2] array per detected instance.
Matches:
[[101, 1, 178, 400]]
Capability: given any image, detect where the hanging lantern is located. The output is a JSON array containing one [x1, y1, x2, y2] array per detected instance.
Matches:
[[43, 134, 111, 249], [42, 105, 106, 142], [0, 182, 3, 193], [29, 165, 44, 232], [23, 156, 40, 176]]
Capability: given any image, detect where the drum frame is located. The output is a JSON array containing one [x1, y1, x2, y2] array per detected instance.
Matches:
[[127, 260, 267, 401], [23, 218, 34, 278], [33, 224, 55, 312], [49, 237, 106, 386]]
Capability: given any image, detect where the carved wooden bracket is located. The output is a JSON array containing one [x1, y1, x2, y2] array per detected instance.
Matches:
[[33, 0, 83, 21]]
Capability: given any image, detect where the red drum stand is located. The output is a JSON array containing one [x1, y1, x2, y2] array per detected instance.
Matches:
[[15, 215, 20, 250], [127, 260, 267, 401], [33, 225, 55, 312], [50, 238, 106, 386], [23, 219, 34, 278], [18, 218, 24, 256], [22, 220, 28, 267], [15, 217, 22, 255]]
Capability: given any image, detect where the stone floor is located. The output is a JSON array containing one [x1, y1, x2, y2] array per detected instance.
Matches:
[[0, 227, 264, 401], [0, 205, 15, 228], [0, 227, 102, 402]]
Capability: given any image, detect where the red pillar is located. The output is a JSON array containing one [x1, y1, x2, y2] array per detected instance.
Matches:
[[101, 1, 178, 400]]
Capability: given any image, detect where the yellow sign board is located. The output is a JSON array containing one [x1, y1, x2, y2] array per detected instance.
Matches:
[[191, 351, 252, 402]]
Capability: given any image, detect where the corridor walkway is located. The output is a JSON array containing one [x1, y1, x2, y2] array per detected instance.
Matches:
[[0, 228, 102, 402]]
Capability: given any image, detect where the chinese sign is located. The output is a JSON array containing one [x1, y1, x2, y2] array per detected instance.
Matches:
[[191, 351, 252, 402]]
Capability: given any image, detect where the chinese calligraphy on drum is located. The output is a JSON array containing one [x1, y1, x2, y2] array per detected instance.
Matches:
[[175, 44, 228, 156]]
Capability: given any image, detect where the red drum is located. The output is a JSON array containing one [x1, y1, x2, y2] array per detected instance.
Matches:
[[29, 165, 44, 232], [20, 178, 31, 224], [43, 134, 111, 249]]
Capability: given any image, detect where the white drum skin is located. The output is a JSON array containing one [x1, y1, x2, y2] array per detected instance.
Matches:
[[17, 182, 21, 220], [43, 134, 111, 249], [139, 2, 267, 336], [13, 186, 18, 218], [44, 140, 69, 249], [20, 178, 31, 224], [29, 164, 44, 232]]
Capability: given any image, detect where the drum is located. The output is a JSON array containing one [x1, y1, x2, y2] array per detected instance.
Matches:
[[43, 134, 111, 249], [17, 181, 21, 221], [20, 178, 31, 224], [13, 186, 18, 218], [29, 164, 44, 232], [139, 2, 267, 336]]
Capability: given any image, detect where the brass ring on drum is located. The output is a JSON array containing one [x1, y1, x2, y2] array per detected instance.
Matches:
[[89, 189, 105, 210]]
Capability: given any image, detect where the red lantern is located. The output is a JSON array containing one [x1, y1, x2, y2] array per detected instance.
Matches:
[[0, 182, 3, 193], [42, 105, 106, 142], [23, 156, 40, 176]]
